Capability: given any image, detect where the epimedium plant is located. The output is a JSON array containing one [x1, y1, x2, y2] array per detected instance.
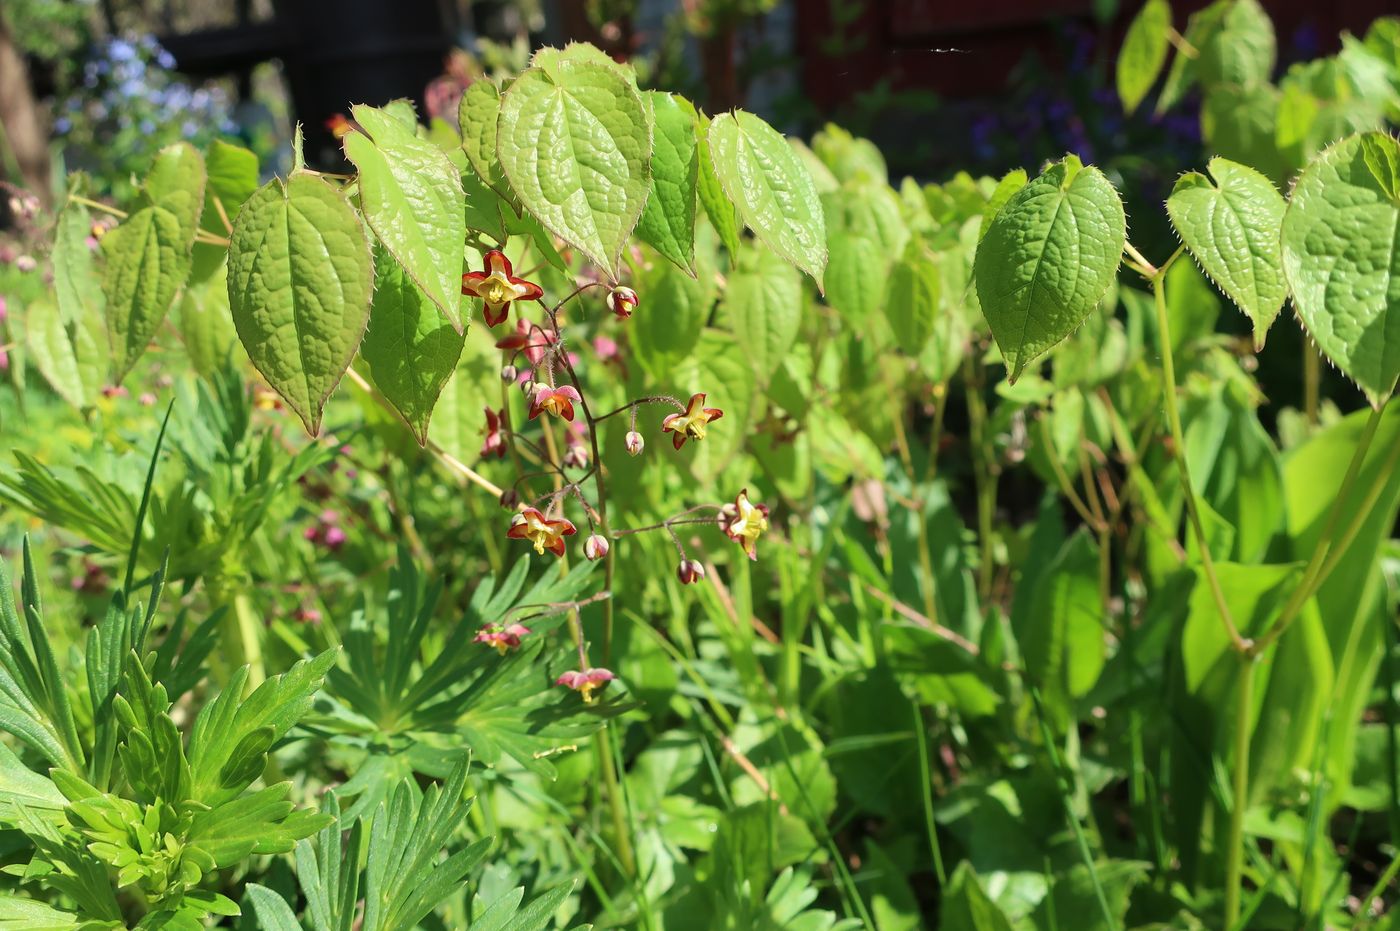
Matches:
[[8, 7, 1400, 930]]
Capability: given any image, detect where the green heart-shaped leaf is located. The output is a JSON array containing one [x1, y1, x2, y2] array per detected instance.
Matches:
[[1116, 0, 1171, 115], [635, 91, 699, 274], [973, 155, 1125, 382], [361, 245, 466, 444], [227, 172, 373, 434], [344, 104, 466, 332], [497, 61, 652, 280], [1281, 132, 1400, 405], [1167, 156, 1287, 349], [103, 142, 204, 382], [708, 110, 828, 288]]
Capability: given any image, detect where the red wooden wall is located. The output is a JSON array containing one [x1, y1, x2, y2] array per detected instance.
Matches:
[[794, 0, 1399, 110]]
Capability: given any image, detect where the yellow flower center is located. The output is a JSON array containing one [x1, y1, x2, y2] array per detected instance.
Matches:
[[482, 273, 514, 305]]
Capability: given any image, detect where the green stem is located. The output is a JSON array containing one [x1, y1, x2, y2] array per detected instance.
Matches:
[[963, 356, 996, 602], [1225, 656, 1257, 929], [911, 699, 947, 886], [595, 725, 635, 877], [1151, 270, 1248, 652]]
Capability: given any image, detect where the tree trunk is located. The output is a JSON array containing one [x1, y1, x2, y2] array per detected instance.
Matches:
[[0, 13, 52, 207]]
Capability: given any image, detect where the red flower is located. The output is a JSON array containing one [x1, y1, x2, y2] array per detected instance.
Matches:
[[462, 251, 544, 327], [661, 393, 724, 450], [474, 622, 531, 654], [507, 507, 577, 557], [556, 667, 615, 702], [480, 407, 508, 459], [325, 113, 354, 138], [529, 384, 581, 422]]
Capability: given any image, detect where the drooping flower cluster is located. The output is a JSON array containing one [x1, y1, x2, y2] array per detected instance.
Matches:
[[465, 252, 778, 706]]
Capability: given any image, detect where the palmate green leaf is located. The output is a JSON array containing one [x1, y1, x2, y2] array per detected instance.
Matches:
[[296, 794, 362, 931], [362, 763, 489, 931], [696, 112, 742, 260], [883, 240, 939, 349], [1167, 157, 1287, 349], [186, 650, 337, 805], [188, 782, 332, 867], [973, 155, 1125, 382], [721, 245, 801, 387], [708, 110, 827, 288], [360, 245, 465, 444], [1281, 132, 1400, 404], [470, 882, 574, 931], [0, 544, 85, 772], [497, 60, 652, 280], [103, 142, 205, 382], [344, 103, 466, 331], [1116, 0, 1171, 114], [635, 91, 699, 274], [0, 742, 64, 825], [227, 171, 373, 434]]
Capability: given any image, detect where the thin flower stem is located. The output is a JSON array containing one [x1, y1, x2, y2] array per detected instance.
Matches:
[[595, 395, 687, 421], [344, 368, 504, 498], [68, 194, 125, 218], [1167, 25, 1199, 57], [552, 281, 606, 315]]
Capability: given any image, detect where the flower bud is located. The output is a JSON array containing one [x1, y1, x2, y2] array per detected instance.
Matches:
[[625, 431, 645, 456], [677, 559, 706, 585], [584, 534, 610, 561], [500, 364, 518, 383], [606, 286, 638, 319], [499, 487, 520, 509], [563, 444, 589, 469], [520, 378, 535, 397]]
